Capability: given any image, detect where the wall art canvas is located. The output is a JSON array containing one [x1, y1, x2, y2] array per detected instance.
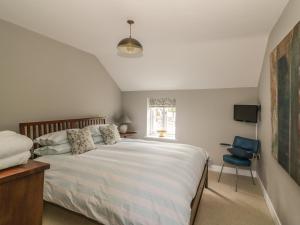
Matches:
[[271, 21, 300, 185]]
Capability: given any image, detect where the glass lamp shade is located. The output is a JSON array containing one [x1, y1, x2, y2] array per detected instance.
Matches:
[[117, 38, 143, 56]]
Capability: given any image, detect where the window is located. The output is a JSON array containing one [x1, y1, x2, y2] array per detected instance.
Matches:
[[147, 98, 176, 139]]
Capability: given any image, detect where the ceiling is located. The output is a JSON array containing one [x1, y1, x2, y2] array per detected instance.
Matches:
[[0, 0, 289, 91]]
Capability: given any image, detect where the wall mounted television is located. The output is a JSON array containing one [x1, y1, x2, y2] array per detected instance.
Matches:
[[234, 105, 259, 123]]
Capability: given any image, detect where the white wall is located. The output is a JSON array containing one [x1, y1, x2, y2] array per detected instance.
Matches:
[[0, 1, 287, 91], [0, 19, 122, 132], [122, 88, 258, 165], [257, 1, 300, 225]]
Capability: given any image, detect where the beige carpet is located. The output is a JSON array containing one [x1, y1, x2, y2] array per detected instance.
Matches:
[[43, 171, 274, 225]]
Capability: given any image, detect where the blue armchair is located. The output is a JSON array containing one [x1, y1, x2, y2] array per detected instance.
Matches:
[[218, 136, 260, 191]]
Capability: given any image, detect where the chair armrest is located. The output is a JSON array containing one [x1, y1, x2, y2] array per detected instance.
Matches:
[[220, 143, 232, 147], [245, 151, 254, 159]]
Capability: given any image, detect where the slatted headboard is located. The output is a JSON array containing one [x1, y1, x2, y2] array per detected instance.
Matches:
[[19, 117, 105, 149]]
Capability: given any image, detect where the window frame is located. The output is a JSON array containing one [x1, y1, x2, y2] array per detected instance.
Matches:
[[146, 99, 176, 140]]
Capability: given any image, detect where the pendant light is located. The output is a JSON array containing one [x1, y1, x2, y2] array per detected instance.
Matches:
[[117, 20, 143, 56]]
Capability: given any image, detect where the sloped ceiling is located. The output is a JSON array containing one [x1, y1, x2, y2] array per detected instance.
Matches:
[[0, 0, 288, 91]]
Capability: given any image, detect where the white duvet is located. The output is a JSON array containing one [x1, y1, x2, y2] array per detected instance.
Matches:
[[0, 130, 32, 170], [37, 139, 208, 225]]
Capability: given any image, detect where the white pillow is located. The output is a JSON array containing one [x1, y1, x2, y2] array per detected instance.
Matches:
[[34, 143, 71, 156], [34, 129, 78, 146], [85, 124, 108, 137], [93, 135, 104, 144]]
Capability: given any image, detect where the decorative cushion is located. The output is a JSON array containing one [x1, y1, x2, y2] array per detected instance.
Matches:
[[99, 124, 121, 145], [67, 128, 95, 154]]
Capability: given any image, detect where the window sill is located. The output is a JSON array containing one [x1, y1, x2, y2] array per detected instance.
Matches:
[[144, 136, 177, 142]]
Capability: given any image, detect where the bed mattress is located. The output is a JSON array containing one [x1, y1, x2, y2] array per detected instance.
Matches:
[[37, 139, 208, 225]]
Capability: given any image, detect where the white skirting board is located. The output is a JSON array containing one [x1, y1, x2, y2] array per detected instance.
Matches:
[[256, 175, 282, 225], [208, 165, 282, 225]]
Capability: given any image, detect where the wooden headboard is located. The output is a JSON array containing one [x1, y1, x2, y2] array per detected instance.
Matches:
[[19, 117, 106, 142]]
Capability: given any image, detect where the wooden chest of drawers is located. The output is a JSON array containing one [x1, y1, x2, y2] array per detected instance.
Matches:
[[0, 160, 50, 225]]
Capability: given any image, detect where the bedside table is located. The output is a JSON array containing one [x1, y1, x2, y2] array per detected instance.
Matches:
[[120, 131, 137, 138], [0, 160, 50, 225]]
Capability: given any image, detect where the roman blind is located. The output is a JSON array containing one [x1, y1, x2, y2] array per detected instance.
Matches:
[[148, 97, 176, 108]]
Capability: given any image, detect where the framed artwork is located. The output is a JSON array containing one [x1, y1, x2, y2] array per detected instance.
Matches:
[[270, 21, 300, 185]]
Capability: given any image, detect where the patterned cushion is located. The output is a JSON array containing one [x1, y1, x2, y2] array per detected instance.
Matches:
[[99, 124, 121, 145], [67, 128, 95, 154]]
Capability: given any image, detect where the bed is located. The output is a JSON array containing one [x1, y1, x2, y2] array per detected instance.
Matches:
[[19, 117, 208, 225]]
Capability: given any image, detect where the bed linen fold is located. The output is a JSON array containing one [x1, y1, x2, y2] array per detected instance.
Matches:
[[0, 131, 33, 158], [0, 151, 31, 170]]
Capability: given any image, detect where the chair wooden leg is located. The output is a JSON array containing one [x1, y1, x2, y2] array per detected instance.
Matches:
[[218, 164, 224, 182], [235, 167, 238, 192], [250, 167, 255, 185]]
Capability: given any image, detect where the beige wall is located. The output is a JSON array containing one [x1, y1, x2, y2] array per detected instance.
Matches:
[[257, 1, 300, 225], [0, 19, 122, 132], [122, 88, 258, 165]]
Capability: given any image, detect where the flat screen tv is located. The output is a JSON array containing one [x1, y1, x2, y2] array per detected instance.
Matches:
[[234, 105, 259, 123]]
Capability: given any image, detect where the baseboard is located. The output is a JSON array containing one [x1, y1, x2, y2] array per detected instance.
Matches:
[[256, 175, 282, 225], [209, 164, 281, 225], [209, 164, 257, 177]]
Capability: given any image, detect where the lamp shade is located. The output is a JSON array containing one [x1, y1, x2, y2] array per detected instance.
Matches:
[[119, 115, 132, 124], [117, 38, 143, 56]]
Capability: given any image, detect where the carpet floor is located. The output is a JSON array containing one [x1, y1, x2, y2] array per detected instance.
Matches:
[[43, 171, 274, 225]]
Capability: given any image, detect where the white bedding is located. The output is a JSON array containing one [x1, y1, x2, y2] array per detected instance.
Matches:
[[37, 139, 208, 225], [0, 130, 33, 158], [0, 151, 31, 170]]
